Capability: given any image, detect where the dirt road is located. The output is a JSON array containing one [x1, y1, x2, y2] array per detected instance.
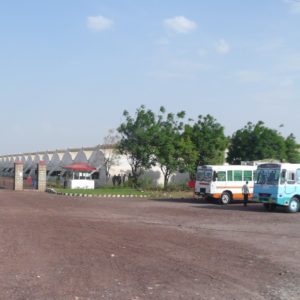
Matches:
[[0, 190, 299, 299]]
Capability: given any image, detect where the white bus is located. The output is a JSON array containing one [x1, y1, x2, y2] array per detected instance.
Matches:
[[195, 165, 256, 204]]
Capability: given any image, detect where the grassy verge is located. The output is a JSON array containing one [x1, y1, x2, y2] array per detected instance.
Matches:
[[54, 187, 195, 199], [55, 187, 145, 196]]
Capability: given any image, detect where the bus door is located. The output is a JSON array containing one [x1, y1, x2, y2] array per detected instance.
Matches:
[[283, 169, 296, 195]]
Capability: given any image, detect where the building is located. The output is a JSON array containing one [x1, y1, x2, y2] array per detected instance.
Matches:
[[0, 145, 189, 187]]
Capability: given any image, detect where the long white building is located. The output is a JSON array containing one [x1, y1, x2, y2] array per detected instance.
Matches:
[[0, 145, 189, 187], [0, 146, 106, 186]]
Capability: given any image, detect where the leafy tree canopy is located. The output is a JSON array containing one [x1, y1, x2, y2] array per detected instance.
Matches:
[[154, 107, 198, 188], [285, 133, 300, 163], [117, 105, 157, 186], [184, 114, 228, 171], [226, 121, 299, 164], [117, 107, 300, 188]]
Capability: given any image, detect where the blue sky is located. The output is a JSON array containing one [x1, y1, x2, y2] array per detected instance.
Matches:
[[0, 0, 299, 154]]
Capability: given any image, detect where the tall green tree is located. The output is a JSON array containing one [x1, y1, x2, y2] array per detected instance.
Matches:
[[226, 121, 288, 164], [117, 105, 157, 187], [154, 107, 198, 189], [184, 114, 228, 176], [285, 134, 300, 163]]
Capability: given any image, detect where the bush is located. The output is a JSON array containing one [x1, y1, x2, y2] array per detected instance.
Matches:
[[47, 181, 62, 188], [136, 176, 155, 190]]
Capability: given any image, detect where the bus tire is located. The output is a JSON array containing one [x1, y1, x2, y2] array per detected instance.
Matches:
[[220, 192, 231, 205], [287, 197, 299, 213]]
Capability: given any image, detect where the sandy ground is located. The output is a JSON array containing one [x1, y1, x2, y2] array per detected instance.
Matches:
[[0, 190, 300, 300]]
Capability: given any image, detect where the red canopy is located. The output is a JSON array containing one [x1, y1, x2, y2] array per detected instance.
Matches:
[[63, 163, 96, 171], [187, 180, 195, 188]]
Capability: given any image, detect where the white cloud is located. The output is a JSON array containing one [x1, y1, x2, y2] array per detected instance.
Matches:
[[164, 16, 197, 34], [215, 39, 231, 55], [87, 15, 113, 31]]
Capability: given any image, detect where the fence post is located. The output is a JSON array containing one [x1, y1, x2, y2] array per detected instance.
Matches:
[[38, 161, 47, 192], [14, 161, 23, 191]]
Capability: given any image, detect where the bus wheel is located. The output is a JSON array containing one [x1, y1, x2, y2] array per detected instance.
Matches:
[[263, 203, 276, 212], [287, 197, 300, 213], [220, 192, 231, 205]]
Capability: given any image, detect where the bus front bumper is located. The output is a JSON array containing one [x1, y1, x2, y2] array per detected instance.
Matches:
[[253, 195, 289, 207]]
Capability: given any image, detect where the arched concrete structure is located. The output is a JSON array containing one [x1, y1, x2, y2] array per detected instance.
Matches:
[[0, 145, 189, 187], [0, 147, 107, 187]]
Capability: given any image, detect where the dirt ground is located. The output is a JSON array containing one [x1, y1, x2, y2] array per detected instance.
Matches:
[[0, 190, 300, 300]]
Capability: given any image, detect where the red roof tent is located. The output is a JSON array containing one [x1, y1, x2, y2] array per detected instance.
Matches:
[[187, 180, 195, 188], [63, 163, 96, 171]]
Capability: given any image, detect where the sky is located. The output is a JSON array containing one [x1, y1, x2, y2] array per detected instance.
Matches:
[[0, 0, 300, 155]]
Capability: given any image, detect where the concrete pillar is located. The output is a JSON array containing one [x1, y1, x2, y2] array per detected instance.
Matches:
[[38, 161, 47, 192], [14, 161, 23, 191]]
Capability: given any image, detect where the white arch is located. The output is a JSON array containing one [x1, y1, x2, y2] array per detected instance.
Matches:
[[68, 149, 78, 161]]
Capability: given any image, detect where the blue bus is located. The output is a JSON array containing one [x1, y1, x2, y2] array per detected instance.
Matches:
[[253, 163, 300, 213]]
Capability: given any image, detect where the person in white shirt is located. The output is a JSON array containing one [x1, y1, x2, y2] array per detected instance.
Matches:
[[242, 181, 249, 207]]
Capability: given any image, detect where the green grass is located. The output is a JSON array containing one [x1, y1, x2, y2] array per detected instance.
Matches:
[[54, 186, 195, 198], [55, 187, 146, 196]]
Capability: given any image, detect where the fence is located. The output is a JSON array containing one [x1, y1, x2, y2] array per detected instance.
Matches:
[[0, 176, 14, 190]]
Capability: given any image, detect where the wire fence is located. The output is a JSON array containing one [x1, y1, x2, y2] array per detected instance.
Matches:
[[0, 176, 14, 190]]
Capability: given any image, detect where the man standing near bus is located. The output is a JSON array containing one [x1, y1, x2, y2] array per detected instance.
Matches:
[[242, 181, 250, 207]]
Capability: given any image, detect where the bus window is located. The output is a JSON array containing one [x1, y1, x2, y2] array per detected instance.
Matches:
[[234, 170, 243, 181], [243, 170, 252, 182], [256, 170, 266, 184], [227, 171, 233, 181], [204, 170, 213, 181], [217, 171, 226, 181], [213, 171, 218, 181], [287, 172, 295, 184], [280, 169, 286, 184], [253, 170, 257, 181], [196, 170, 204, 181], [296, 169, 300, 184]]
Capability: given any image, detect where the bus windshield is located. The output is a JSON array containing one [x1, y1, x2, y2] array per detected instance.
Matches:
[[255, 168, 280, 185], [196, 169, 213, 182]]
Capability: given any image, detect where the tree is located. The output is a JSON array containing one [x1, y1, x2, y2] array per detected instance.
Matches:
[[285, 134, 300, 163], [184, 114, 228, 176], [102, 129, 120, 182], [117, 106, 157, 187], [226, 121, 287, 164], [154, 107, 198, 189]]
